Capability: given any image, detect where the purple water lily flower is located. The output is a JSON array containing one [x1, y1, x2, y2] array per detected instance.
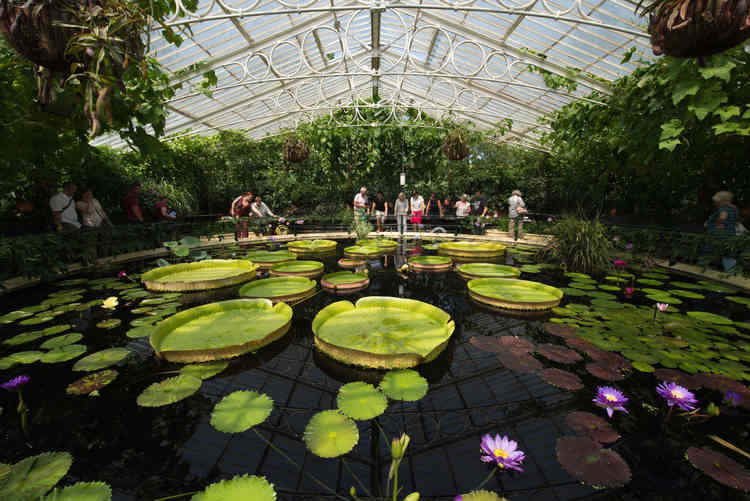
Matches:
[[480, 434, 525, 471], [656, 381, 698, 411], [454, 496, 463, 501], [1, 375, 30, 391], [724, 391, 741, 407], [625, 243, 633, 250], [593, 386, 629, 418]]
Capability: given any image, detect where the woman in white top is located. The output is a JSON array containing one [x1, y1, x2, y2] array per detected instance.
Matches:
[[76, 188, 111, 228], [507, 189, 526, 241], [454, 194, 471, 217], [409, 190, 425, 232]]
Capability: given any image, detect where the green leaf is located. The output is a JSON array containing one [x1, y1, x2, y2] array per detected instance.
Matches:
[[210, 390, 273, 433], [379, 369, 429, 401], [303, 410, 359, 458], [688, 88, 728, 120], [191, 475, 276, 501], [136, 375, 202, 407], [698, 60, 736, 82], [66, 370, 119, 396], [714, 106, 741, 121], [0, 452, 73, 500], [659, 119, 684, 139], [180, 361, 229, 380], [658, 139, 681, 152], [671, 80, 700, 105], [40, 345, 87, 364], [336, 382, 388, 420], [42, 481, 112, 501], [40, 333, 83, 350], [72, 348, 131, 372], [712, 122, 741, 135]]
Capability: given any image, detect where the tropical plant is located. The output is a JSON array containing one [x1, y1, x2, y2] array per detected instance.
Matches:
[[350, 216, 372, 241], [538, 216, 614, 273], [281, 134, 310, 163], [441, 127, 470, 160]]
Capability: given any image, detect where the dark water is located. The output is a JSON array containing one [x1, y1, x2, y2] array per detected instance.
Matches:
[[1, 240, 749, 500]]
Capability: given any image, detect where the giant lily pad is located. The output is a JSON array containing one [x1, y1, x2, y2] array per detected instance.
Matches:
[[42, 481, 112, 501], [338, 258, 366, 269], [239, 277, 316, 303], [379, 369, 429, 401], [686, 447, 750, 492], [320, 272, 370, 293], [468, 278, 563, 311], [408, 255, 452, 272], [312, 297, 454, 369], [287, 239, 337, 254], [141, 260, 258, 292], [40, 345, 87, 364], [344, 245, 382, 258], [566, 411, 620, 443], [438, 241, 505, 258], [456, 263, 520, 280], [244, 250, 297, 269], [150, 299, 293, 363], [556, 436, 631, 488], [0, 451, 73, 500], [191, 474, 276, 501], [269, 260, 324, 278], [67, 370, 119, 395], [303, 410, 359, 458], [210, 390, 273, 433], [536, 344, 583, 364], [356, 238, 398, 250], [540, 368, 584, 390], [72, 348, 131, 372], [336, 382, 387, 420], [136, 375, 202, 407]]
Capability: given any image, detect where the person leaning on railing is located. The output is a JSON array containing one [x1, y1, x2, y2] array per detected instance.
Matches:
[[50, 182, 81, 232], [705, 190, 739, 273]]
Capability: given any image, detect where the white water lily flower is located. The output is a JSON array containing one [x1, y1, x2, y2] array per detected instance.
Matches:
[[102, 297, 119, 310]]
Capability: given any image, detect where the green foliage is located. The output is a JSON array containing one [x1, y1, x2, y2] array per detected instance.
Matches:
[[540, 217, 614, 274], [350, 217, 372, 241]]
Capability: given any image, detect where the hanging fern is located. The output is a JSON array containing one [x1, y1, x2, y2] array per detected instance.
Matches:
[[282, 134, 309, 163], [441, 127, 470, 160]]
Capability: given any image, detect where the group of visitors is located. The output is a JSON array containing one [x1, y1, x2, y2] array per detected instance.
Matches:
[[351, 187, 526, 239], [49, 181, 176, 232], [229, 190, 278, 238]]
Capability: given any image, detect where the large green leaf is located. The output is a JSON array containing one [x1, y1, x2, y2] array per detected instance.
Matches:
[[180, 361, 229, 380], [40, 333, 83, 350], [136, 375, 202, 407], [210, 391, 273, 433], [698, 60, 736, 82], [0, 452, 73, 500], [191, 474, 276, 501], [66, 370, 119, 396], [303, 410, 359, 458], [42, 481, 112, 501], [336, 382, 387, 420], [40, 345, 87, 364], [379, 369, 428, 401], [671, 81, 700, 105], [72, 348, 131, 372]]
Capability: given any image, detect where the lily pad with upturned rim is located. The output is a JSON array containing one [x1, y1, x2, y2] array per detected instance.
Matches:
[[72, 348, 131, 372], [320, 272, 370, 293], [269, 260, 324, 278], [438, 241, 506, 258], [0, 451, 73, 500], [685, 447, 750, 492], [408, 255, 453, 272], [142, 260, 258, 292], [190, 474, 276, 501], [468, 278, 563, 311], [244, 250, 298, 269], [239, 277, 316, 304], [343, 245, 382, 258], [456, 263, 520, 280], [338, 258, 366, 269], [210, 390, 274, 433], [136, 375, 202, 407], [150, 299, 293, 363], [556, 436, 631, 488], [287, 239, 337, 254], [379, 369, 429, 401], [66, 370, 119, 395], [336, 382, 388, 420], [303, 410, 359, 458]]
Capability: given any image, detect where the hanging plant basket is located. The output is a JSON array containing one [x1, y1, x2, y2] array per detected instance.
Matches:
[[640, 0, 750, 59], [282, 135, 309, 163], [441, 128, 470, 160]]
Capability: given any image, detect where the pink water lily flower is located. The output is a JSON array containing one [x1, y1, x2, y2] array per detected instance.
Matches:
[[613, 260, 627, 268], [117, 270, 127, 279], [656, 303, 669, 312], [625, 243, 633, 250]]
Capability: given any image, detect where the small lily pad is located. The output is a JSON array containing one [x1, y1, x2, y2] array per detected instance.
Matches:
[[210, 390, 274, 433], [19, 315, 54, 326], [40, 333, 84, 350], [668, 289, 705, 299], [41, 344, 87, 363], [4, 330, 48, 346], [0, 451, 73, 500], [539, 368, 584, 390], [42, 481, 112, 501], [686, 311, 733, 325], [379, 370, 429, 401], [96, 319, 122, 329], [632, 361, 655, 372], [566, 411, 620, 443], [460, 491, 505, 501], [726, 296, 750, 307], [72, 348, 131, 372], [10, 350, 45, 364], [536, 344, 583, 364], [126, 326, 154, 339], [337, 382, 388, 420], [136, 375, 202, 407], [303, 410, 359, 458], [66, 370, 119, 396], [190, 474, 276, 501], [0, 310, 34, 323], [180, 361, 229, 380], [556, 436, 631, 488]]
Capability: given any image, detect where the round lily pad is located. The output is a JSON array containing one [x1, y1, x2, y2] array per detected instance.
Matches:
[[150, 299, 293, 363], [566, 411, 620, 443], [72, 348, 131, 372], [686, 311, 733, 325], [67, 370, 119, 395], [632, 361, 655, 372], [561, 287, 588, 297], [456, 263, 520, 280], [379, 369, 429, 401], [686, 447, 750, 492], [556, 436, 631, 488], [697, 281, 738, 293], [668, 289, 706, 299], [543, 323, 578, 338], [269, 260, 324, 278], [4, 330, 48, 346], [497, 352, 543, 374], [669, 281, 705, 290], [19, 315, 54, 326], [0, 452, 73, 500], [136, 375, 202, 407], [652, 369, 700, 389], [287, 239, 337, 254], [336, 382, 387, 420], [191, 474, 276, 501], [40, 333, 83, 350], [320, 272, 370, 293], [0, 310, 34, 324], [239, 277, 316, 303], [726, 296, 750, 307], [408, 255, 452, 272], [303, 410, 359, 458], [142, 260, 258, 292], [41, 481, 112, 501], [180, 361, 229, 380], [637, 278, 663, 286], [338, 258, 366, 269], [40, 345, 87, 363], [468, 278, 563, 311], [210, 390, 274, 433], [565, 272, 592, 280], [536, 344, 584, 364], [460, 491, 505, 501], [586, 362, 626, 381], [313, 297, 454, 369], [343, 245, 382, 258], [438, 241, 506, 258], [126, 326, 154, 339], [519, 264, 543, 273], [96, 319, 121, 329], [539, 368, 584, 390]]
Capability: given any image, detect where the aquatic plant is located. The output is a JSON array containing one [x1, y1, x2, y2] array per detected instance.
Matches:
[[593, 386, 629, 418], [540, 368, 584, 390], [336, 382, 387, 420], [538, 217, 614, 274], [0, 451, 73, 499], [566, 411, 620, 444], [379, 370, 429, 401], [210, 391, 273, 433], [190, 474, 277, 500], [556, 436, 631, 488], [303, 410, 359, 458], [656, 381, 698, 411], [101, 296, 119, 310], [2, 374, 30, 436], [136, 375, 202, 407], [724, 391, 741, 407], [480, 434, 525, 471], [686, 447, 750, 492]]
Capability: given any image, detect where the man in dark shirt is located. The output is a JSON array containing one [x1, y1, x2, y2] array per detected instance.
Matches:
[[123, 182, 143, 223], [473, 189, 488, 234]]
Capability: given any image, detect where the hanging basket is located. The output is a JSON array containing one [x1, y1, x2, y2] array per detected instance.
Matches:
[[642, 0, 750, 58], [282, 136, 309, 163], [441, 129, 470, 160]]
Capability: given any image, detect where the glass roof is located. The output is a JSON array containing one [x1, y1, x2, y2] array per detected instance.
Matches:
[[93, 0, 651, 151]]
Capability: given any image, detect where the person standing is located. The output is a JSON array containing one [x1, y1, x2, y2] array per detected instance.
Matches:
[[154, 195, 177, 221], [251, 195, 277, 218], [454, 194, 471, 217], [705, 190, 738, 272], [234, 194, 253, 238], [353, 187, 369, 220], [76, 188, 111, 228], [409, 190, 425, 232], [472, 189, 488, 234], [394, 192, 409, 236], [426, 192, 443, 224], [507, 189, 526, 241], [230, 191, 252, 217], [123, 182, 144, 223], [371, 191, 388, 233], [50, 182, 81, 232]]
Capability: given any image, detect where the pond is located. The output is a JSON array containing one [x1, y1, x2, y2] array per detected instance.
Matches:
[[1, 239, 749, 500]]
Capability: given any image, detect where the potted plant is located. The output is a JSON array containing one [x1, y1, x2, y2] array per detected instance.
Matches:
[[441, 127, 470, 160], [282, 134, 309, 163], [638, 0, 750, 60]]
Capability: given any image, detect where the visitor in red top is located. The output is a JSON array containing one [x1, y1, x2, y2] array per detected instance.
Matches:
[[154, 195, 177, 221], [123, 182, 143, 223]]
